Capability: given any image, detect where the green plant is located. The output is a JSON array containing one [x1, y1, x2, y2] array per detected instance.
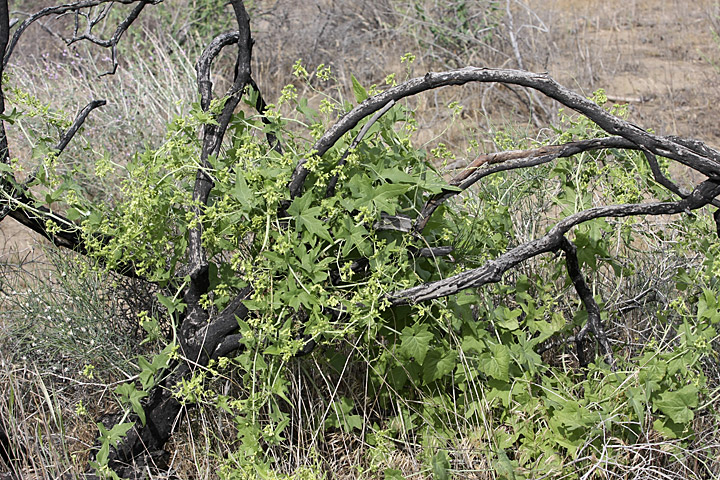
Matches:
[[3, 2, 720, 479]]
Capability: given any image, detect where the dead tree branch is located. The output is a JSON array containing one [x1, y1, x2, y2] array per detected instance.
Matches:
[[388, 179, 720, 306], [414, 136, 638, 232], [559, 235, 616, 370], [4, 0, 154, 67], [290, 68, 720, 198]]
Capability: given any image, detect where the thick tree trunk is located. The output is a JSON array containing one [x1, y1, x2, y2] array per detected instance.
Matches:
[[103, 366, 186, 477]]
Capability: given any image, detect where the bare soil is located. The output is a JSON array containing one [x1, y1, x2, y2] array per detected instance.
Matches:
[[531, 0, 720, 146]]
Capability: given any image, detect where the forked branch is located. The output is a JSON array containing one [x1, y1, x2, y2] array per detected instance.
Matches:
[[414, 136, 637, 232], [388, 179, 720, 306]]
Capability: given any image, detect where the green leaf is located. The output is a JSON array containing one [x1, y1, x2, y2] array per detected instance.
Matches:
[[296, 97, 319, 122], [366, 183, 410, 215], [115, 383, 149, 426], [0, 107, 21, 125], [627, 387, 646, 427], [65, 207, 84, 221], [340, 216, 370, 256], [231, 170, 256, 207], [493, 448, 517, 480], [326, 397, 363, 432], [379, 167, 417, 184], [479, 343, 510, 381], [653, 416, 688, 439], [456, 291, 480, 306], [137, 355, 156, 390], [552, 400, 597, 432], [287, 191, 333, 242], [655, 384, 698, 424], [431, 450, 451, 480], [399, 325, 433, 364], [423, 349, 457, 383], [157, 293, 177, 315], [493, 306, 521, 331], [351, 74, 368, 103], [486, 379, 512, 407], [107, 422, 134, 443], [96, 440, 109, 465], [384, 469, 406, 480]]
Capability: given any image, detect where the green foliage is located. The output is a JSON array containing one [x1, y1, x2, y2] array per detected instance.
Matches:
[[91, 422, 134, 480], [23, 59, 719, 477]]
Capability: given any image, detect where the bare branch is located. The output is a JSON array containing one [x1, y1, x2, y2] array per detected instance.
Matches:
[[195, 33, 279, 152], [644, 150, 689, 198], [387, 179, 720, 306], [644, 149, 720, 209], [211, 333, 243, 360], [4, 0, 150, 68], [56, 99, 106, 152], [195, 31, 240, 110], [290, 68, 720, 198], [414, 136, 637, 232], [74, 0, 153, 76], [202, 286, 252, 352], [414, 246, 454, 258], [559, 236, 616, 370]]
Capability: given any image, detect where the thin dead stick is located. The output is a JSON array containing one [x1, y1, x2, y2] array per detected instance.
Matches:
[[326, 99, 396, 197]]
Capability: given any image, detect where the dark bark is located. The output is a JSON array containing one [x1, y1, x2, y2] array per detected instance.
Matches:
[[414, 136, 639, 232], [105, 286, 253, 476], [388, 179, 720, 305], [559, 236, 616, 370], [289, 68, 720, 198], [181, 0, 254, 364]]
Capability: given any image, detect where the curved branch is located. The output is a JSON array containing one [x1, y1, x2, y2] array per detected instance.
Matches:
[[388, 179, 720, 305], [195, 33, 279, 152], [56, 99, 107, 153], [289, 68, 720, 198], [195, 31, 240, 110], [414, 136, 637, 232]]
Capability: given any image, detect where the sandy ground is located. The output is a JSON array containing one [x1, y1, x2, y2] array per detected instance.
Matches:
[[531, 0, 720, 146]]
